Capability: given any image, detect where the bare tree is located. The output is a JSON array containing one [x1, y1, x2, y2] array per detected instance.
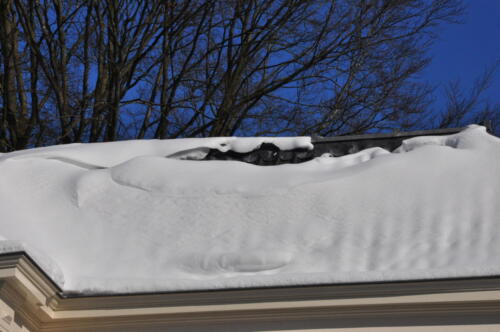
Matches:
[[1, 0, 472, 152], [436, 63, 500, 134], [142, 0, 465, 138]]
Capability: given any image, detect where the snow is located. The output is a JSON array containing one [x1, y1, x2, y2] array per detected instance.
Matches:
[[0, 239, 65, 286], [0, 126, 499, 294]]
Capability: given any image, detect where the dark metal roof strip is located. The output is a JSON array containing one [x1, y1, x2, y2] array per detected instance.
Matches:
[[311, 127, 465, 144]]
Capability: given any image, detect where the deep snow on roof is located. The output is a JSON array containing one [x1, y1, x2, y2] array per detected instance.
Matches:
[[0, 126, 499, 294]]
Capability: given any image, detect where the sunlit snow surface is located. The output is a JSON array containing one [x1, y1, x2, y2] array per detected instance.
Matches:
[[0, 126, 499, 294]]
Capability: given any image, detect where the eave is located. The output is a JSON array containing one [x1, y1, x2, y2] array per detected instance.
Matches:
[[2, 252, 500, 331]]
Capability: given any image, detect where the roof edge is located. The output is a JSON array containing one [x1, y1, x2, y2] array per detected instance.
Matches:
[[311, 127, 465, 144], [3, 251, 500, 307], [4, 252, 500, 330]]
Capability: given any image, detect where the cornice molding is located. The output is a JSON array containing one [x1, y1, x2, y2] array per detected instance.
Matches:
[[2, 252, 500, 331], [57, 277, 500, 311]]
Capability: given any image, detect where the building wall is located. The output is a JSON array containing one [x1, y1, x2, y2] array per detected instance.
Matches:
[[0, 298, 30, 332]]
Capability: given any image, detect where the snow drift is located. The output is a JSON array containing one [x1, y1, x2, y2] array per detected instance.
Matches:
[[0, 125, 499, 294]]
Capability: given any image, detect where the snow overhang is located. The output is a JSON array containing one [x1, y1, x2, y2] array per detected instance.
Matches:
[[3, 252, 500, 330]]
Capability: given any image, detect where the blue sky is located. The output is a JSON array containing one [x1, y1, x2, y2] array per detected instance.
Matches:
[[420, 0, 500, 110]]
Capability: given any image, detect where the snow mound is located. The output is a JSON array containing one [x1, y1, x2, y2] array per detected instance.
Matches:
[[1, 125, 499, 294], [108, 147, 388, 196]]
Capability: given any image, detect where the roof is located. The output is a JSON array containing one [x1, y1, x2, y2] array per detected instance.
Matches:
[[0, 125, 499, 295]]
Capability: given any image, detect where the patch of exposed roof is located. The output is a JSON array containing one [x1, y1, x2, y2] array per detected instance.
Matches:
[[204, 127, 465, 165]]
